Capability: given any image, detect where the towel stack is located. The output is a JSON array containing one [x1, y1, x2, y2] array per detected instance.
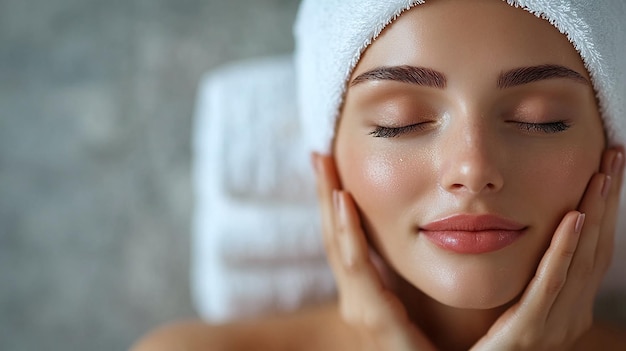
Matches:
[[191, 55, 335, 322]]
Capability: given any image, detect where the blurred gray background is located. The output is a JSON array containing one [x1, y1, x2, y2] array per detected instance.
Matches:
[[2, 1, 626, 350], [1, 0, 299, 350]]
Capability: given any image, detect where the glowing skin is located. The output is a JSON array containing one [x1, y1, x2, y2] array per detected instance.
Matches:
[[334, 0, 605, 309]]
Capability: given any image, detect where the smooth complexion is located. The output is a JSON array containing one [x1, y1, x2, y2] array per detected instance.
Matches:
[[334, 0, 605, 310]]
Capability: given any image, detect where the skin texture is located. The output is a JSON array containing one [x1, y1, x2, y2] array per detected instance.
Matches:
[[336, 0, 604, 311], [131, 1, 626, 350], [335, 0, 603, 310]]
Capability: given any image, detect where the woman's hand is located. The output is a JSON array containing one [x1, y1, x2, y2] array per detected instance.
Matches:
[[472, 147, 625, 351], [312, 153, 437, 351]]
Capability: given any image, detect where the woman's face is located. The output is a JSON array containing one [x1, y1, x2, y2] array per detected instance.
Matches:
[[334, 0, 605, 309]]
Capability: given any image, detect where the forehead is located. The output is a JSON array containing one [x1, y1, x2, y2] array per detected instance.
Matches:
[[352, 0, 589, 82]]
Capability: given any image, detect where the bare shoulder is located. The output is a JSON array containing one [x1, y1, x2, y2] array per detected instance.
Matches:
[[130, 303, 358, 351], [573, 321, 626, 350]]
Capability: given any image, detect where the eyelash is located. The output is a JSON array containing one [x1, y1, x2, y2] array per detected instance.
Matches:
[[369, 123, 427, 138], [369, 121, 570, 138], [512, 121, 571, 134]]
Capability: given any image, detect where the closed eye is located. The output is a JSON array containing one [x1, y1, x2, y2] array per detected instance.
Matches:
[[512, 121, 570, 134], [369, 123, 429, 138]]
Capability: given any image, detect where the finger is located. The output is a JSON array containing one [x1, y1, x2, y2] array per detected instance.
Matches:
[[542, 172, 606, 315], [562, 148, 624, 301], [312, 153, 392, 318], [598, 147, 624, 234], [312, 153, 342, 262], [333, 190, 409, 334], [518, 149, 623, 323], [594, 147, 625, 276], [517, 211, 584, 322], [568, 171, 609, 277]]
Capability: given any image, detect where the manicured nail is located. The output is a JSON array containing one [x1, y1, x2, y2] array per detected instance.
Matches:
[[611, 152, 624, 175], [575, 213, 586, 234], [601, 175, 612, 198]]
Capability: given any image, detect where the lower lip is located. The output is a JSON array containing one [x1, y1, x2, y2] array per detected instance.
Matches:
[[420, 230, 525, 254]]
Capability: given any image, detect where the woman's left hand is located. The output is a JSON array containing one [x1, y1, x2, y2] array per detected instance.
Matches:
[[471, 147, 624, 351]]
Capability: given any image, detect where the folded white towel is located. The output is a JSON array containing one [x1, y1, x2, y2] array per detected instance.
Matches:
[[195, 263, 335, 322], [195, 55, 317, 205], [191, 56, 336, 322]]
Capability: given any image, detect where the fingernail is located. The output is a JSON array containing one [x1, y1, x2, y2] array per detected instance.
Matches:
[[575, 213, 585, 234], [332, 189, 340, 214], [601, 175, 612, 198], [611, 151, 624, 175]]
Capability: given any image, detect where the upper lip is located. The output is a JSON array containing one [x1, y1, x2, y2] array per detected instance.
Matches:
[[420, 214, 527, 232]]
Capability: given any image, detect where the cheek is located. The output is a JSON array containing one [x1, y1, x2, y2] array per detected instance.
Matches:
[[339, 147, 400, 205], [337, 142, 439, 251], [516, 142, 602, 232], [529, 111, 605, 212], [338, 143, 432, 211], [553, 147, 600, 201]]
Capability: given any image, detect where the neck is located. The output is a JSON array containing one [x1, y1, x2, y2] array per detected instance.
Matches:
[[390, 271, 514, 351]]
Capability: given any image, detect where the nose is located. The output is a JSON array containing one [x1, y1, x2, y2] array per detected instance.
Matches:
[[438, 123, 504, 195]]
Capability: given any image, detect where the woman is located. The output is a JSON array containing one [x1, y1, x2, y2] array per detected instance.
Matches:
[[133, 0, 626, 349]]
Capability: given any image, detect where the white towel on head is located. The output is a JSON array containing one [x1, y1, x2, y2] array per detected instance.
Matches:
[[504, 0, 626, 145], [294, 0, 425, 155], [294, 0, 626, 153]]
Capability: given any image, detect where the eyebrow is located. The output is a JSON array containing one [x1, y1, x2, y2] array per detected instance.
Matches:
[[350, 65, 446, 88], [497, 64, 590, 89], [349, 64, 590, 90]]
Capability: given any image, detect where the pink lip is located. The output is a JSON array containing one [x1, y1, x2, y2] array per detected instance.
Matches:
[[420, 214, 527, 254]]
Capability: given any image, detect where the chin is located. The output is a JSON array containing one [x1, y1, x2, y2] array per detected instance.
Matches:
[[428, 285, 521, 310], [398, 256, 533, 310]]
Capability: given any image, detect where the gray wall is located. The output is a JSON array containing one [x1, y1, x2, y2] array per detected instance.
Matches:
[[0, 0, 300, 350]]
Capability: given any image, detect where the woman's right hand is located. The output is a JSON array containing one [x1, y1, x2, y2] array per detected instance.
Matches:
[[312, 153, 436, 351]]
